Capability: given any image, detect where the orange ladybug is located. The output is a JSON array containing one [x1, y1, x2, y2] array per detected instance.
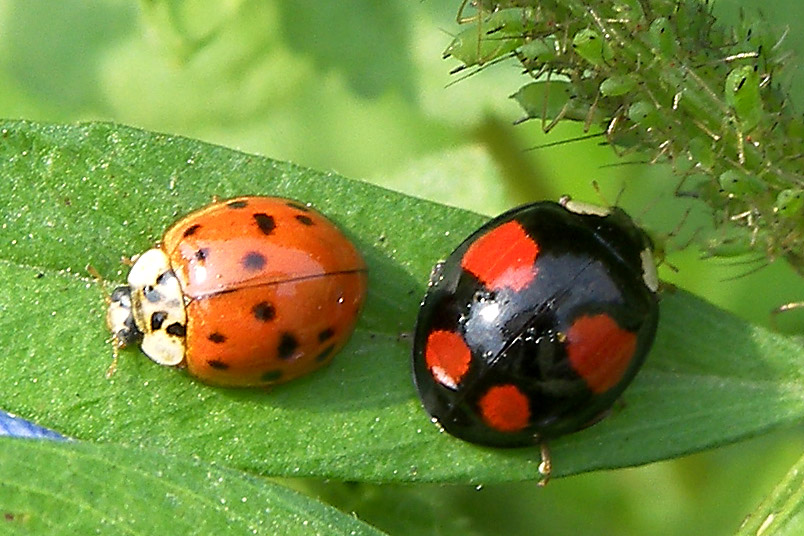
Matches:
[[106, 196, 368, 387]]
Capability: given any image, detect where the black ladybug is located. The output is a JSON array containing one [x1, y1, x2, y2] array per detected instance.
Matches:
[[412, 197, 659, 482]]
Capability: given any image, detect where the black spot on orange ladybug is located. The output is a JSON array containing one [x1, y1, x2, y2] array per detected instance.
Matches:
[[412, 197, 659, 482]]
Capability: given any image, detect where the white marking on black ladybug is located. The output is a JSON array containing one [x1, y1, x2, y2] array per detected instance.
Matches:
[[559, 195, 611, 217]]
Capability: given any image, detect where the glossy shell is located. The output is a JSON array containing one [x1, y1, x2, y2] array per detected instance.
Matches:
[[111, 196, 367, 387], [412, 200, 659, 447]]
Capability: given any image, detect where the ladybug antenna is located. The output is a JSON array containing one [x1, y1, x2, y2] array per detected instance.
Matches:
[[589, 180, 616, 208], [86, 264, 114, 306], [592, 180, 622, 208], [86, 263, 104, 283]]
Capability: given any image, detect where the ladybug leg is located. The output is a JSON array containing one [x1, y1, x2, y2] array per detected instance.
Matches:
[[770, 301, 804, 331], [106, 343, 121, 379], [537, 441, 552, 487], [775, 301, 804, 314], [86, 264, 106, 287], [657, 280, 678, 294], [580, 407, 615, 430], [86, 264, 123, 379]]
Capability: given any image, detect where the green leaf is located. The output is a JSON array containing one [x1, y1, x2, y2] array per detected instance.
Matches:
[[278, 1, 415, 99], [1, 120, 803, 485], [736, 450, 804, 536], [0, 438, 386, 535]]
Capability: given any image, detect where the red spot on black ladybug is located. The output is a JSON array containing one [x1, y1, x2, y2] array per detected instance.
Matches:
[[242, 251, 266, 271], [227, 200, 248, 209], [425, 330, 471, 390], [318, 327, 335, 343], [478, 384, 531, 432], [286, 201, 310, 212], [566, 313, 637, 394], [461, 221, 539, 292], [183, 224, 201, 238], [252, 301, 275, 321], [208, 332, 227, 344], [295, 214, 314, 226], [277, 333, 299, 359], [194, 248, 210, 262], [150, 311, 167, 331], [253, 213, 276, 235], [207, 359, 229, 370], [261, 369, 283, 382]]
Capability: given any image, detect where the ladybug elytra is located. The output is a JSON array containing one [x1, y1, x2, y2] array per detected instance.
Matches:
[[412, 197, 659, 480]]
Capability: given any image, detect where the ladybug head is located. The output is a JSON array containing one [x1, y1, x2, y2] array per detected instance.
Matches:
[[107, 248, 188, 367], [107, 285, 143, 348]]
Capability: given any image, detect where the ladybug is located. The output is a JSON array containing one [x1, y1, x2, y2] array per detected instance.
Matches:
[[106, 196, 367, 387], [412, 197, 659, 479]]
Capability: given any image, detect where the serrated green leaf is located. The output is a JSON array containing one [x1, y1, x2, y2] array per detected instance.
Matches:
[[0, 438, 386, 535], [1, 120, 803, 486]]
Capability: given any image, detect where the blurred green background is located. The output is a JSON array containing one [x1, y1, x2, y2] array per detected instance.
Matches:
[[2, 1, 803, 534]]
